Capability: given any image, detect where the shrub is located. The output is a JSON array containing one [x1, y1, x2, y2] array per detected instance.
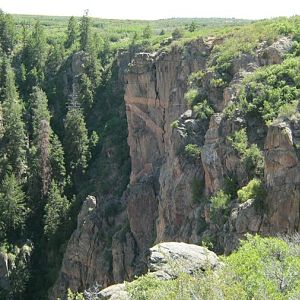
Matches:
[[193, 100, 214, 120], [184, 88, 199, 107], [184, 144, 201, 158], [188, 70, 205, 86], [228, 129, 264, 178], [209, 190, 231, 224], [170, 120, 179, 129], [210, 190, 231, 210], [237, 178, 266, 209], [171, 28, 183, 40]]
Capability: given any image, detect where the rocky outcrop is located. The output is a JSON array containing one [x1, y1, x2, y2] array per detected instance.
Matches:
[[262, 120, 300, 233], [148, 242, 218, 280], [99, 242, 218, 299]]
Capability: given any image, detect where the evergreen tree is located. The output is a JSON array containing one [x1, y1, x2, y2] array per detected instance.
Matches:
[[78, 73, 94, 113], [50, 134, 66, 190], [44, 181, 69, 238], [64, 107, 90, 176], [2, 63, 27, 178], [142, 25, 152, 39], [65, 16, 78, 49], [29, 87, 52, 196], [29, 86, 51, 138], [46, 42, 65, 79], [0, 173, 28, 242], [0, 10, 15, 54], [80, 10, 91, 52], [23, 21, 47, 88]]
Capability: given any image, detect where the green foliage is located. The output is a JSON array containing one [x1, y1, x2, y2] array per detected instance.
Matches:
[[237, 178, 266, 210], [226, 235, 300, 299], [187, 70, 205, 86], [66, 289, 85, 300], [44, 181, 70, 238], [64, 108, 90, 176], [0, 10, 15, 54], [193, 100, 214, 120], [65, 16, 78, 49], [0, 174, 28, 242], [170, 120, 179, 129], [23, 21, 47, 87], [210, 190, 231, 211], [29, 86, 51, 138], [184, 88, 199, 107], [172, 28, 184, 40], [228, 129, 264, 178], [142, 25, 152, 39], [277, 100, 300, 121], [78, 73, 94, 113], [184, 144, 202, 159], [226, 57, 300, 123], [2, 63, 27, 177], [80, 10, 91, 51], [209, 190, 231, 223], [50, 134, 67, 190]]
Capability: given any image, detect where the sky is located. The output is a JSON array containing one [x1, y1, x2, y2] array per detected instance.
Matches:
[[1, 0, 300, 20]]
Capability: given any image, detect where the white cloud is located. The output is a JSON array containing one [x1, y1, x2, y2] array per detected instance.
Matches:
[[1, 0, 300, 20]]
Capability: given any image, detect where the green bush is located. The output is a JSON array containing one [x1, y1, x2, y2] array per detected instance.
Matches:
[[184, 88, 199, 107], [226, 57, 300, 123], [193, 100, 214, 120], [237, 178, 266, 209], [170, 120, 179, 129], [209, 190, 231, 223], [228, 129, 264, 178], [184, 144, 202, 158], [210, 190, 231, 210]]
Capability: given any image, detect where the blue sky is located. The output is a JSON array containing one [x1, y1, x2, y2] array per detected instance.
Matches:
[[1, 0, 300, 20]]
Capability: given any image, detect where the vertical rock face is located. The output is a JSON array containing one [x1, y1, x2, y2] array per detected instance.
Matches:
[[263, 121, 300, 234], [124, 39, 213, 246]]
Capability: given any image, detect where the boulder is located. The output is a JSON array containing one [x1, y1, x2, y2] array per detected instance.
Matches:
[[99, 283, 129, 300], [147, 242, 219, 279]]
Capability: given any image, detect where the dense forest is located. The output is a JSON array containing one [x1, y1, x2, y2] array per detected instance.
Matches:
[[1, 7, 300, 300]]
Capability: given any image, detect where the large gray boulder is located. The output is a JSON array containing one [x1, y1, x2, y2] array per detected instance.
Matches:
[[99, 283, 129, 300], [147, 242, 219, 280]]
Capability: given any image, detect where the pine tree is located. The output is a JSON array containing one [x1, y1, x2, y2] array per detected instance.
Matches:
[[0, 10, 15, 54], [0, 173, 28, 242], [65, 16, 78, 49], [64, 108, 90, 176], [2, 63, 27, 178], [23, 21, 47, 88], [50, 134, 66, 190], [30, 86, 51, 138], [44, 181, 69, 238], [78, 73, 94, 113], [29, 87, 52, 196], [80, 10, 91, 52]]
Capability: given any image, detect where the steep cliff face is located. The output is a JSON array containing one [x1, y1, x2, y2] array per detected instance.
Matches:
[[124, 38, 215, 247], [51, 36, 300, 298]]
